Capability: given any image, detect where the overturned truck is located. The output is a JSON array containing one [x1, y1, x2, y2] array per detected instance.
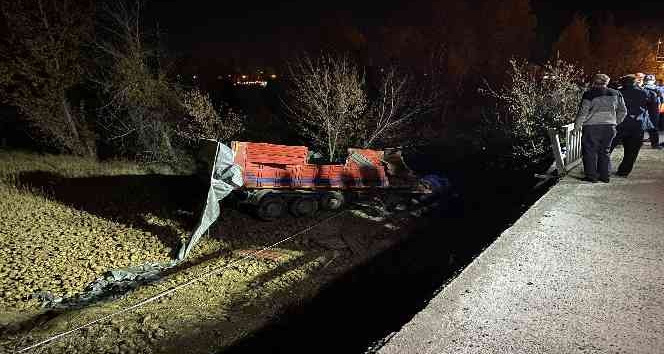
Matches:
[[178, 139, 447, 260], [44, 140, 448, 309]]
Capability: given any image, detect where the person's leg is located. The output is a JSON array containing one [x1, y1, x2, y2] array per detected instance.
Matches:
[[582, 126, 599, 181], [649, 128, 660, 147], [610, 127, 623, 153], [652, 114, 660, 145], [608, 127, 623, 173], [597, 125, 616, 181], [617, 133, 643, 176]]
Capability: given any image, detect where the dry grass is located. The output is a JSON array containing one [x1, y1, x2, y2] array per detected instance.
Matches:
[[0, 152, 188, 313]]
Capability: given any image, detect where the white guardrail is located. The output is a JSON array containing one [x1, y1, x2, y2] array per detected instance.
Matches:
[[548, 123, 583, 174]]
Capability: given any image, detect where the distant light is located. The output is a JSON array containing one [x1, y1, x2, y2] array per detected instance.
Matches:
[[217, 75, 222, 80], [241, 75, 248, 79], [193, 75, 197, 79], [270, 74, 277, 79], [234, 80, 268, 87]]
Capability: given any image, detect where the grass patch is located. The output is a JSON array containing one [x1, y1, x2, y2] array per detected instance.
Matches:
[[0, 151, 197, 313]]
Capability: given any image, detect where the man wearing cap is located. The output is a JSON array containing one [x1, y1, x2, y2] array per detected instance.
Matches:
[[610, 74, 659, 177], [574, 74, 627, 183], [643, 74, 663, 148]]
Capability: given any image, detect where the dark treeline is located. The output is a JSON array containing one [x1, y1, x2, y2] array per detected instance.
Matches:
[[0, 0, 661, 176]]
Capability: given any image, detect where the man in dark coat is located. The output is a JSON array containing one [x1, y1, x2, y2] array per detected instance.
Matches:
[[575, 74, 627, 183], [641, 74, 661, 148], [610, 75, 660, 176]]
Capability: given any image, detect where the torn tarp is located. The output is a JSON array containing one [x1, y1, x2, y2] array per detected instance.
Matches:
[[36, 261, 176, 309], [347, 151, 375, 168], [37, 140, 242, 310], [176, 140, 243, 261]]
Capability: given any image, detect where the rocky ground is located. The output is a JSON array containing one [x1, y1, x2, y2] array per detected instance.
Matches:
[[0, 151, 439, 353]]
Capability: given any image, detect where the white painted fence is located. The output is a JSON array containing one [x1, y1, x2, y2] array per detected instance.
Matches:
[[548, 123, 583, 174]]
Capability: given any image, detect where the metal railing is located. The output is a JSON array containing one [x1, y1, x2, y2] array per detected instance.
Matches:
[[548, 123, 583, 174]]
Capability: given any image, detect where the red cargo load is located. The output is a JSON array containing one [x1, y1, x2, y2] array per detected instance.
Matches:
[[244, 142, 308, 165], [232, 141, 388, 189]]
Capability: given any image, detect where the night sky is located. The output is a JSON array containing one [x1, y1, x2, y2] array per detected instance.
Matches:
[[145, 0, 664, 75]]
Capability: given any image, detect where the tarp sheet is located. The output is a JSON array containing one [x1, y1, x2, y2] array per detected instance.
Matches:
[[177, 140, 243, 260], [348, 151, 375, 168], [36, 262, 175, 309], [39, 140, 242, 309]]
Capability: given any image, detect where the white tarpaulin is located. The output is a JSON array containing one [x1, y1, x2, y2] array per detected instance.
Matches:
[[177, 140, 243, 261]]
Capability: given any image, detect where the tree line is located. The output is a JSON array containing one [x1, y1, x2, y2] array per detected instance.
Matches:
[[0, 0, 242, 163], [1, 0, 661, 174]]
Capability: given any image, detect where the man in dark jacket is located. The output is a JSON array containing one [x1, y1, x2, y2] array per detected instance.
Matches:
[[575, 74, 627, 183], [610, 75, 660, 176], [642, 74, 661, 148]]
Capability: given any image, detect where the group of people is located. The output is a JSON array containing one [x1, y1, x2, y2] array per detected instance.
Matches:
[[574, 72, 664, 183]]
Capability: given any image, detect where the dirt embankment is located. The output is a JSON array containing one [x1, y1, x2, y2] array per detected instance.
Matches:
[[0, 151, 439, 353]]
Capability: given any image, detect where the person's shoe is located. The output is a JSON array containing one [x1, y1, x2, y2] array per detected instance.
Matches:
[[582, 177, 598, 183], [599, 177, 610, 183], [614, 172, 628, 177]]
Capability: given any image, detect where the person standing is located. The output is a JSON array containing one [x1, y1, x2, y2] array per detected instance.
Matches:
[[610, 75, 659, 176], [658, 79, 664, 130], [575, 74, 627, 183], [641, 74, 661, 148]]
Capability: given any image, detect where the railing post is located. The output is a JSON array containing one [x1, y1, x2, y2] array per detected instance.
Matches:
[[545, 122, 583, 177], [562, 123, 583, 171], [549, 128, 565, 173]]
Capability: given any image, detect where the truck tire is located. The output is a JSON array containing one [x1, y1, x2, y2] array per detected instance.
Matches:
[[257, 195, 286, 220], [290, 197, 319, 217], [320, 191, 344, 211]]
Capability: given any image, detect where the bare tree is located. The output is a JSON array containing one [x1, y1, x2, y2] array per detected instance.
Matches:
[[283, 52, 367, 162], [0, 0, 95, 155], [177, 88, 245, 144], [363, 66, 440, 148], [480, 59, 585, 171], [94, 0, 180, 162]]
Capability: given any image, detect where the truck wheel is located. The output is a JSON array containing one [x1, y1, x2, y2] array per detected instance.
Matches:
[[290, 197, 319, 217], [257, 195, 286, 220], [320, 192, 344, 211]]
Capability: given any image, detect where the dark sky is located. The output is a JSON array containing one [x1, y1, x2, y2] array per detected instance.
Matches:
[[147, 1, 387, 49], [145, 0, 664, 73]]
